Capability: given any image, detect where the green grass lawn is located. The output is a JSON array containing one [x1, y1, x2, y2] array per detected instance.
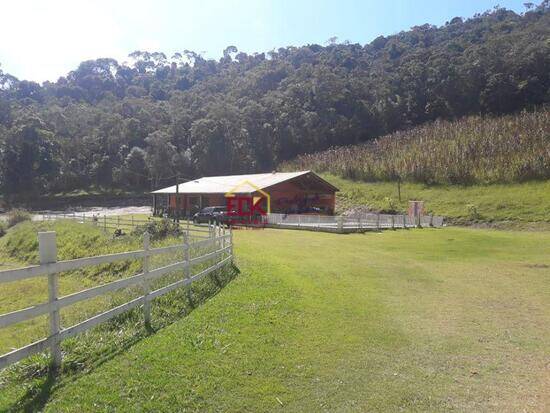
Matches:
[[0, 219, 236, 412], [324, 174, 550, 225], [0, 221, 147, 356], [3, 227, 547, 412]]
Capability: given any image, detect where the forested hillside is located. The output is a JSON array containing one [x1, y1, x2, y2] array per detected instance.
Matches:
[[0, 3, 549, 196]]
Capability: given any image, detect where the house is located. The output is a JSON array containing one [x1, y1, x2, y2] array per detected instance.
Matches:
[[151, 171, 338, 217]]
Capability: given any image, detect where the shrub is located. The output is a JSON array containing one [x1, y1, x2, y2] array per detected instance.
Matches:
[[132, 218, 182, 240], [381, 197, 398, 213], [0, 222, 6, 237], [466, 204, 480, 221], [6, 209, 31, 228]]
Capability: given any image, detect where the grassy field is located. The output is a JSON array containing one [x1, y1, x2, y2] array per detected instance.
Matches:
[[2, 226, 547, 412], [324, 174, 550, 225]]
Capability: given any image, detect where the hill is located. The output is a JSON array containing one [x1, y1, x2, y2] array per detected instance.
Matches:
[[284, 110, 550, 185], [0, 3, 549, 197], [322, 174, 550, 226], [283, 109, 550, 226]]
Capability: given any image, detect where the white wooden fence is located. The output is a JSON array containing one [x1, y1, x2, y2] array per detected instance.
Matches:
[[39, 211, 443, 235], [40, 211, 213, 239], [265, 212, 444, 232], [0, 224, 233, 371]]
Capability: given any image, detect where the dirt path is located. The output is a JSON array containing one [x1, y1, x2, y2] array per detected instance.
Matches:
[[31, 206, 152, 220]]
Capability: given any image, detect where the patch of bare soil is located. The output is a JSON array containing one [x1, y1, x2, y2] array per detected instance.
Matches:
[[341, 205, 379, 217], [32, 206, 152, 220]]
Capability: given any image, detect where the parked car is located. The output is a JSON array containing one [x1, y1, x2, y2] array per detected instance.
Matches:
[[298, 206, 323, 214], [192, 206, 230, 224]]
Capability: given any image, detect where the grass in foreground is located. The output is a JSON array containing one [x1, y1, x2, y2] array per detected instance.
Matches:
[[0, 220, 236, 411], [324, 174, 550, 225], [7, 227, 548, 412]]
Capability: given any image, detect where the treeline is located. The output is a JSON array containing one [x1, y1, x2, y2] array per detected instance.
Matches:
[[282, 109, 550, 184], [0, 3, 549, 196]]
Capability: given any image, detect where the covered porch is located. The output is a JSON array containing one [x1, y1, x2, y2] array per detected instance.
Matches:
[[152, 193, 226, 218]]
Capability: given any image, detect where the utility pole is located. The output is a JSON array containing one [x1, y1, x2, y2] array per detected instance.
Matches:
[[175, 175, 180, 224], [397, 178, 402, 202]]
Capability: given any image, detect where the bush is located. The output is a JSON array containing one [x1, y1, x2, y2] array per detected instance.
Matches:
[[132, 218, 181, 240], [381, 197, 398, 213], [6, 209, 31, 228], [466, 204, 481, 221], [0, 222, 6, 237]]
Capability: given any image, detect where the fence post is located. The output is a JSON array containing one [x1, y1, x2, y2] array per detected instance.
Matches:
[[183, 231, 193, 304], [142, 232, 151, 330], [183, 232, 190, 277], [403, 214, 407, 228], [391, 215, 395, 230], [39, 231, 61, 369], [103, 215, 107, 232], [337, 216, 344, 233], [429, 214, 434, 227], [213, 222, 218, 250], [229, 227, 234, 261], [223, 225, 228, 251], [376, 213, 380, 230]]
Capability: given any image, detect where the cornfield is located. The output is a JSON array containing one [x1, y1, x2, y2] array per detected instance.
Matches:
[[282, 109, 550, 184]]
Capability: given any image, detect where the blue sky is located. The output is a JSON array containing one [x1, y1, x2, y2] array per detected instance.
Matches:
[[0, 0, 529, 83]]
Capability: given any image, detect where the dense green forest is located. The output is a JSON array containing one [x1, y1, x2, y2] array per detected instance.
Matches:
[[283, 109, 550, 184], [0, 3, 549, 196]]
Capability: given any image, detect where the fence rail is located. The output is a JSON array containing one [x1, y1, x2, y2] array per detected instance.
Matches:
[[39, 211, 212, 237], [265, 212, 444, 232], [0, 224, 233, 371], [38, 211, 444, 234]]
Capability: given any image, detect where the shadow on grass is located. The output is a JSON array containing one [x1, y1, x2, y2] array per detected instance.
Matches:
[[3, 263, 240, 412], [12, 369, 57, 413]]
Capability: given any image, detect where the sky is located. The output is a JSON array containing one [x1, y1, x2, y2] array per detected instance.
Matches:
[[0, 0, 529, 83]]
